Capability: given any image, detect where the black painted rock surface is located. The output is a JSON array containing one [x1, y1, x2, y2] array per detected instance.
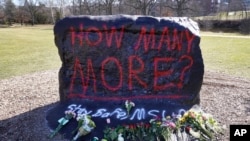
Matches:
[[47, 15, 204, 140]]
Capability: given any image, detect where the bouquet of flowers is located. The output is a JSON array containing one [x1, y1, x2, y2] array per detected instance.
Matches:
[[72, 114, 96, 141], [49, 110, 76, 138], [178, 105, 224, 140]]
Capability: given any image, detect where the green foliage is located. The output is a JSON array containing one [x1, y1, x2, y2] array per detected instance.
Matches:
[[239, 18, 250, 34], [103, 127, 119, 141], [103, 122, 165, 141]]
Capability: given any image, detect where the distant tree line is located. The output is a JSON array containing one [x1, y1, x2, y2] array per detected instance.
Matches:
[[0, 0, 249, 33]]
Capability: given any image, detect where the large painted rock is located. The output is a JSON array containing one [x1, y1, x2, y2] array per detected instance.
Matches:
[[47, 15, 204, 140]]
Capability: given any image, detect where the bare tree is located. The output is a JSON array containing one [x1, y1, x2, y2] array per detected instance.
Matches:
[[165, 0, 194, 17], [15, 5, 27, 25], [67, 0, 104, 15], [59, 0, 66, 17], [218, 0, 248, 20], [77, 0, 83, 14], [83, 0, 94, 14], [24, 0, 39, 25], [54, 0, 66, 20], [228, 0, 246, 11], [0, 5, 4, 22], [116, 0, 123, 14], [46, 0, 55, 23], [99, 0, 117, 15], [229, 0, 249, 19], [125, 0, 157, 15], [4, 0, 16, 25], [158, 0, 164, 16], [0, 1, 5, 23], [69, 0, 85, 15], [199, 0, 214, 16]]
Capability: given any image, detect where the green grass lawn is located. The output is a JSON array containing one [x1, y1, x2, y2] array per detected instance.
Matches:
[[200, 33, 250, 79], [0, 25, 60, 79], [0, 26, 249, 79]]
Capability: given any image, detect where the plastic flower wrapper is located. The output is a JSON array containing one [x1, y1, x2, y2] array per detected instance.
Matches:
[[71, 114, 85, 135], [179, 105, 223, 140], [203, 113, 224, 134], [125, 100, 135, 116], [49, 110, 76, 138], [72, 115, 96, 141], [159, 116, 176, 141], [92, 137, 99, 141]]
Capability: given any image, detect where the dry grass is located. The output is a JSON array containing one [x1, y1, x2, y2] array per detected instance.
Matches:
[[0, 25, 60, 79], [201, 32, 250, 79], [1, 26, 249, 80]]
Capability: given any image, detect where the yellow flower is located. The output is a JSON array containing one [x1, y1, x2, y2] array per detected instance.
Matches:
[[179, 117, 186, 124], [182, 112, 189, 119], [156, 121, 162, 125]]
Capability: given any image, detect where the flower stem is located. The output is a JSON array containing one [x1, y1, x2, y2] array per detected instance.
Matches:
[[49, 123, 64, 138]]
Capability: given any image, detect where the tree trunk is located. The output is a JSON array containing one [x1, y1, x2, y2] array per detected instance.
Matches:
[[32, 15, 35, 26], [50, 2, 55, 24]]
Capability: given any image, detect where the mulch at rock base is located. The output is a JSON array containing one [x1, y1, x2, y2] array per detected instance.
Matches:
[[0, 70, 249, 141]]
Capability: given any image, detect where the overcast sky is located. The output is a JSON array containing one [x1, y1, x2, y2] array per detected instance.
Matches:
[[13, 0, 19, 5]]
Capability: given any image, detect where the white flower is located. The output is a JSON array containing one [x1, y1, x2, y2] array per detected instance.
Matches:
[[64, 110, 77, 119], [118, 133, 124, 141], [125, 100, 135, 108], [76, 114, 84, 121], [130, 102, 135, 107], [149, 118, 156, 123], [125, 100, 135, 116], [125, 100, 129, 107]]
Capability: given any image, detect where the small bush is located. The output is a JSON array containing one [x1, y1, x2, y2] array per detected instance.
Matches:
[[239, 18, 250, 34]]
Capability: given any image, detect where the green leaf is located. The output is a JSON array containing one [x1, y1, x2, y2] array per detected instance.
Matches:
[[118, 129, 124, 134], [110, 131, 118, 141]]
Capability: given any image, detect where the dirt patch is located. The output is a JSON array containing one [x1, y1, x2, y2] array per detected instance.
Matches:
[[0, 69, 249, 141]]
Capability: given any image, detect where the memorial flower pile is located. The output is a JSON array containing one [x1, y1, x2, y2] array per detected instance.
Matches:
[[102, 105, 224, 141], [49, 104, 223, 141]]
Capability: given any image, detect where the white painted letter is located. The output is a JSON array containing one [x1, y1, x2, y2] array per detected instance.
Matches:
[[67, 104, 77, 111], [130, 108, 145, 120], [148, 110, 159, 117], [111, 108, 127, 119], [92, 109, 107, 117]]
